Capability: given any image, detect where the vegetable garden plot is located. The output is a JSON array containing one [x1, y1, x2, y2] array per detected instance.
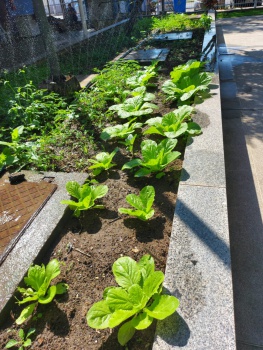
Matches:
[[0, 12, 214, 350]]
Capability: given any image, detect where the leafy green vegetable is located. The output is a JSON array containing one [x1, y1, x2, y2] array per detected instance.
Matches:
[[126, 61, 159, 89], [144, 105, 201, 138], [61, 181, 108, 217], [88, 148, 119, 176], [100, 120, 142, 141], [151, 13, 212, 32], [122, 138, 181, 178], [5, 328, 36, 349], [119, 134, 137, 154], [108, 89, 158, 119], [87, 255, 179, 346], [170, 60, 205, 82], [162, 60, 213, 105], [16, 260, 67, 325], [118, 186, 155, 221]]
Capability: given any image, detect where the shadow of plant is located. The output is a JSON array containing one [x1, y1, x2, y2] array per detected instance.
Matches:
[[123, 216, 165, 241]]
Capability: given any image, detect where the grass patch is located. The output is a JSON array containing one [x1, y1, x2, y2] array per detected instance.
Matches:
[[216, 7, 263, 18]]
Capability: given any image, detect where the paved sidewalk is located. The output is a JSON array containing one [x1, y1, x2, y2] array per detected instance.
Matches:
[[217, 14, 263, 350]]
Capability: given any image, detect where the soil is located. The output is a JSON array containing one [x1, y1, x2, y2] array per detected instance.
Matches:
[[0, 28, 205, 350]]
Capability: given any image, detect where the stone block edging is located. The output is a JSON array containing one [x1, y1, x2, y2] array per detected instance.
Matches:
[[153, 13, 236, 350]]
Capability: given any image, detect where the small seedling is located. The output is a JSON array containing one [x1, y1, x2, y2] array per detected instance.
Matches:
[[118, 186, 155, 221], [16, 259, 68, 325], [88, 148, 119, 176], [100, 120, 142, 141], [119, 134, 137, 154], [61, 181, 108, 217], [5, 328, 36, 349]]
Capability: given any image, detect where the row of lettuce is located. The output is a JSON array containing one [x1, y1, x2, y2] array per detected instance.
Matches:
[[0, 59, 211, 174]]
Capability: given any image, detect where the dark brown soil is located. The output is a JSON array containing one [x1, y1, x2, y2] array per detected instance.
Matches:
[[0, 29, 205, 350]]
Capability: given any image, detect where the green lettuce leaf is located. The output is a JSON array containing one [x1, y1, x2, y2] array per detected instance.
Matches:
[[145, 294, 180, 319], [131, 312, 153, 330], [86, 300, 112, 329], [117, 320, 136, 346], [112, 256, 141, 289], [16, 303, 37, 325]]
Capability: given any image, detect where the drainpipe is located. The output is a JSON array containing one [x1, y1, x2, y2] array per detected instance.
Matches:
[[77, 0, 88, 36]]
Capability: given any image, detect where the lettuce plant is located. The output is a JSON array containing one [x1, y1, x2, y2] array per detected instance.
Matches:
[[5, 328, 35, 349], [122, 138, 181, 178], [88, 148, 119, 176], [119, 134, 137, 154], [16, 259, 68, 325], [87, 255, 179, 346], [144, 105, 201, 138], [100, 120, 142, 141], [162, 60, 212, 105], [118, 186, 155, 221], [126, 61, 159, 89], [61, 181, 108, 217], [108, 90, 158, 119]]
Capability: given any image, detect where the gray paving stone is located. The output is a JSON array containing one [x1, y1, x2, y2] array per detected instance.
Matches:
[[181, 149, 225, 187], [219, 15, 263, 350], [153, 185, 235, 350]]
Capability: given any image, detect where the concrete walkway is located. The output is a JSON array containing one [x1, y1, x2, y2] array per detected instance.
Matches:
[[217, 15, 263, 350]]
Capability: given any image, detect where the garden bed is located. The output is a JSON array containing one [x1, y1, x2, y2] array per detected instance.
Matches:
[[0, 14, 219, 350]]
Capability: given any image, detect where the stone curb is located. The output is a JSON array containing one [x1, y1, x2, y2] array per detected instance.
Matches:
[[153, 14, 236, 350], [0, 171, 87, 322]]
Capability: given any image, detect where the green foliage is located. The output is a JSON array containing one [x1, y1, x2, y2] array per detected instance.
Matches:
[[131, 13, 211, 35], [88, 148, 119, 176], [119, 134, 137, 154], [5, 328, 36, 349], [118, 186, 155, 221], [199, 13, 213, 29], [61, 181, 108, 217], [109, 89, 158, 119], [162, 60, 212, 105], [126, 61, 159, 89], [73, 61, 142, 128], [216, 8, 263, 19], [144, 105, 201, 138], [170, 60, 205, 82], [86, 255, 179, 346], [0, 126, 39, 171], [100, 120, 142, 141], [122, 138, 181, 178], [92, 60, 140, 103], [131, 17, 154, 40], [152, 13, 212, 32], [16, 260, 68, 325], [3, 76, 72, 132]]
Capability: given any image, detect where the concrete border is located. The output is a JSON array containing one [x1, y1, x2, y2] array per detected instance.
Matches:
[[153, 13, 236, 350], [0, 171, 87, 322]]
